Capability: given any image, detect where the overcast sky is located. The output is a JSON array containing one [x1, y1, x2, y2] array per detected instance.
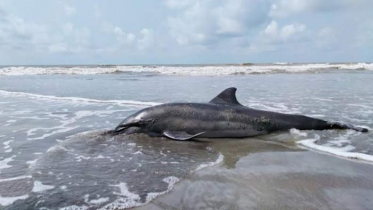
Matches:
[[0, 0, 372, 65]]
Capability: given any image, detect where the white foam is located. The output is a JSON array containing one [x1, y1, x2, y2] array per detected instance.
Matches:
[[0, 90, 160, 107], [324, 130, 357, 149], [32, 181, 55, 193], [0, 175, 32, 182], [0, 65, 135, 75], [145, 176, 180, 203], [59, 205, 88, 210], [133, 151, 143, 155], [1, 63, 372, 76], [100, 182, 142, 209], [3, 140, 13, 146], [28, 126, 79, 141], [195, 153, 224, 171], [0, 194, 29, 206], [25, 109, 140, 141], [246, 102, 300, 114], [89, 197, 110, 205], [298, 134, 373, 162], [26, 159, 37, 168], [75, 155, 91, 162], [99, 176, 180, 209], [113, 182, 140, 200], [3, 140, 13, 152], [46, 145, 69, 153], [274, 62, 290, 65], [0, 155, 15, 171], [290, 128, 308, 137]]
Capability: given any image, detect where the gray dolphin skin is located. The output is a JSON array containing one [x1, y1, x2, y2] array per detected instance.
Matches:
[[111, 87, 369, 140]]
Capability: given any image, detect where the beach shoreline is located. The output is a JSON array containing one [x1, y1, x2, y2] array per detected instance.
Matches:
[[136, 140, 373, 210], [1, 69, 372, 209]]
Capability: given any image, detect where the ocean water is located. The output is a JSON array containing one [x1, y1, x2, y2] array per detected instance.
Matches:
[[0, 64, 372, 209]]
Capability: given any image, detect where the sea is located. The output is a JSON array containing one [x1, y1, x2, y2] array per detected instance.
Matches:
[[0, 63, 372, 209]]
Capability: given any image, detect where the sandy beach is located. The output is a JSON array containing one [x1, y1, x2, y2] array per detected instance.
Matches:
[[137, 139, 373, 210]]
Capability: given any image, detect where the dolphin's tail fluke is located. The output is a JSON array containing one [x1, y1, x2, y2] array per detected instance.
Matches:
[[327, 122, 369, 132]]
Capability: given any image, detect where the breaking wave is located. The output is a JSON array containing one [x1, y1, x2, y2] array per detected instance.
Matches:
[[291, 129, 373, 163], [0, 90, 160, 107], [1, 63, 372, 76]]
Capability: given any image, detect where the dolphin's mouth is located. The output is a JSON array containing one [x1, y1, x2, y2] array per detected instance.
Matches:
[[104, 127, 129, 136], [113, 125, 129, 134], [108, 119, 156, 136], [113, 124, 136, 135], [107, 122, 143, 135], [104, 127, 127, 136]]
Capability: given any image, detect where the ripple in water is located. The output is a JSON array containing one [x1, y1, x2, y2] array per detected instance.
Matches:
[[3, 131, 220, 209]]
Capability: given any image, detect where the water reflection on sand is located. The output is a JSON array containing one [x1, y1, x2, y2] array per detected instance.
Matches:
[[137, 139, 373, 210]]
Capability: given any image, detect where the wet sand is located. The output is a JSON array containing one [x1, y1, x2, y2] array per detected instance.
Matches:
[[136, 139, 373, 210]]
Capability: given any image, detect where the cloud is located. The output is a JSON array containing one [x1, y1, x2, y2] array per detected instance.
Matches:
[[164, 0, 194, 9], [166, 0, 270, 46], [73, 27, 90, 47], [269, 0, 373, 18], [64, 5, 77, 17], [100, 22, 155, 50], [48, 42, 68, 53], [138, 28, 154, 50], [354, 21, 373, 48], [262, 21, 306, 42], [63, 23, 74, 35], [94, 5, 102, 18], [113, 26, 136, 45], [316, 27, 337, 49], [101, 22, 137, 46], [1, 1, 373, 64], [249, 20, 307, 52], [0, 4, 92, 56], [0, 9, 50, 51], [39, 22, 92, 54], [281, 24, 306, 40]]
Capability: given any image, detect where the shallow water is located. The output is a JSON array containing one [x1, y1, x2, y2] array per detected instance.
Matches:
[[0, 65, 373, 209]]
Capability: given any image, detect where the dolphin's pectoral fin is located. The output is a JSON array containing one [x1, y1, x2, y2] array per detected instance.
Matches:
[[209, 87, 243, 106], [163, 131, 205, 141]]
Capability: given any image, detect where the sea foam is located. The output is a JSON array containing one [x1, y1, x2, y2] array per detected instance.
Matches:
[[0, 194, 29, 206], [297, 134, 373, 162], [32, 181, 55, 193], [0, 90, 160, 107], [0, 63, 372, 76]]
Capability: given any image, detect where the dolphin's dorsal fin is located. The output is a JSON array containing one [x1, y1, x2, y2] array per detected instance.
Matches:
[[209, 87, 242, 106]]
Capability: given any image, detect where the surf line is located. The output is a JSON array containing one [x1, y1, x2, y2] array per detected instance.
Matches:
[[0, 90, 160, 107]]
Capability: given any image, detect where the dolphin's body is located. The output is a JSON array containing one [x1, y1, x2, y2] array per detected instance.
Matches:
[[112, 88, 368, 140]]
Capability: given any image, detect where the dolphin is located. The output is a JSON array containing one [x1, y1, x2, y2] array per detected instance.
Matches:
[[110, 87, 368, 140]]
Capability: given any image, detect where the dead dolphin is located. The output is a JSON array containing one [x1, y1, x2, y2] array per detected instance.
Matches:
[[111, 87, 368, 140]]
